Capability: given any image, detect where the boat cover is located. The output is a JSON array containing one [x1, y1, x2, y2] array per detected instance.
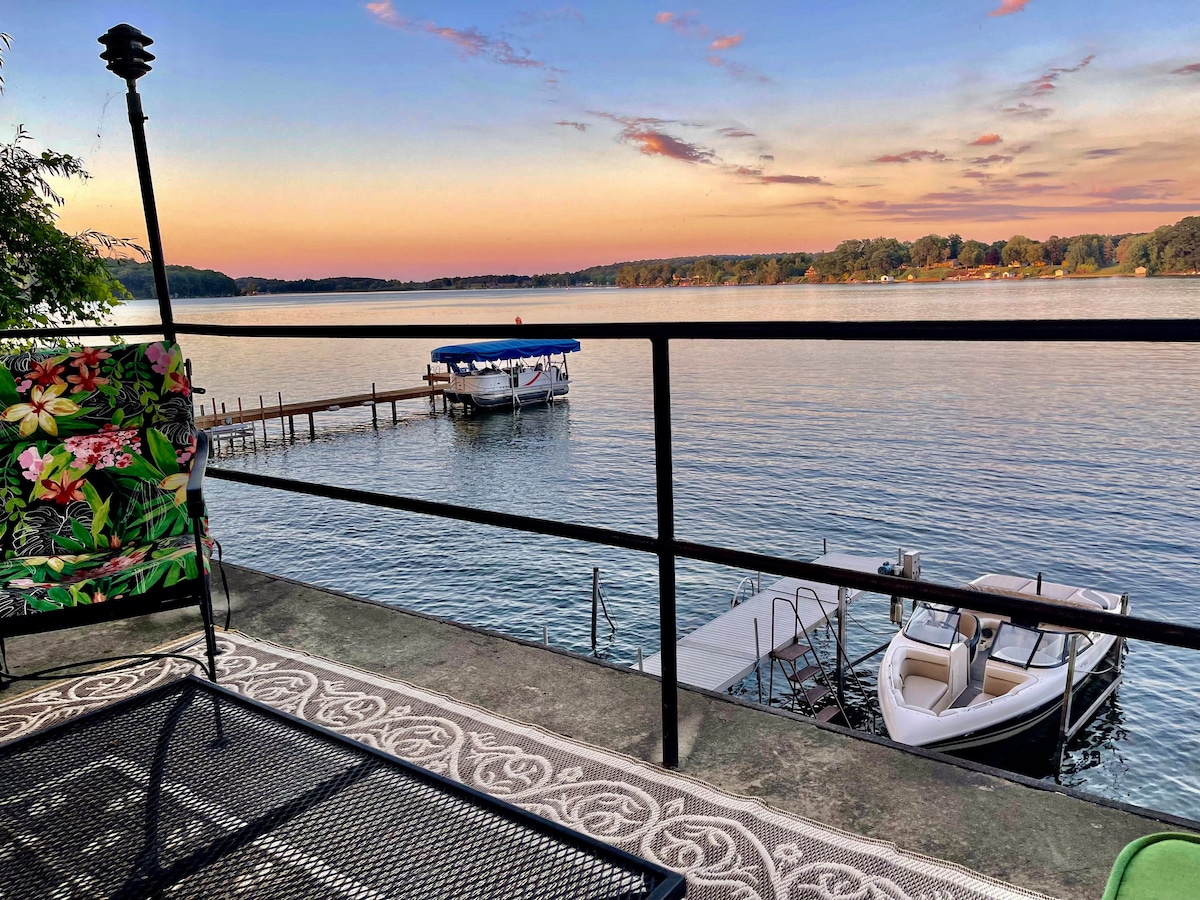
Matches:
[[431, 339, 581, 364]]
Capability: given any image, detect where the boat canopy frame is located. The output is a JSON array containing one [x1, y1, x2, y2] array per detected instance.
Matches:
[[431, 339, 581, 366]]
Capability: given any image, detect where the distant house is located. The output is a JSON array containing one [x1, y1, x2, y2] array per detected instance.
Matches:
[[880, 274, 894, 283], [1135, 266, 1149, 277], [1055, 270, 1065, 277]]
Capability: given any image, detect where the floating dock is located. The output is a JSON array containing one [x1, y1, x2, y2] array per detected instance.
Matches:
[[641, 551, 890, 691]]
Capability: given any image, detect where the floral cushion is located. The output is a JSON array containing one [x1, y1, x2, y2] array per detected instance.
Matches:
[[0, 342, 208, 619], [0, 534, 205, 618]]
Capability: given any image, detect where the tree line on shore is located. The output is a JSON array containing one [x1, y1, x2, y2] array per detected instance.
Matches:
[[101, 215, 1200, 298], [610, 215, 1200, 287]]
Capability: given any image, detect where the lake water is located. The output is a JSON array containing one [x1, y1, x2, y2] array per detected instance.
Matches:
[[116, 278, 1200, 818]]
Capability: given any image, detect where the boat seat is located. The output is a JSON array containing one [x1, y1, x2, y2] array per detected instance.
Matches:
[[901, 675, 948, 709]]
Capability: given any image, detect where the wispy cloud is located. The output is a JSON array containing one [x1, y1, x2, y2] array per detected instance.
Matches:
[[709, 34, 743, 51], [1026, 53, 1095, 94], [1171, 63, 1200, 75], [969, 153, 1014, 166], [970, 133, 1003, 145], [654, 11, 707, 37], [620, 127, 716, 163], [1016, 171, 1054, 178], [555, 120, 588, 132], [759, 174, 826, 185], [1085, 147, 1126, 158], [718, 127, 756, 138], [873, 149, 951, 163], [997, 102, 1051, 118], [514, 7, 585, 26], [1088, 183, 1178, 201], [989, 0, 1032, 17], [366, 1, 552, 69]]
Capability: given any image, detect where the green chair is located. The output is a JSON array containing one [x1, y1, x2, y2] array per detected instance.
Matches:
[[1103, 832, 1200, 899], [0, 341, 220, 683]]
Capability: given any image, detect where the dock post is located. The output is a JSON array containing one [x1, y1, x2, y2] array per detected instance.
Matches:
[[288, 415, 295, 437], [391, 400, 397, 423], [591, 567, 600, 653], [308, 412, 316, 440], [371, 383, 378, 428], [543, 625, 548, 647], [427, 365, 434, 400], [651, 335, 680, 769], [277, 392, 286, 440], [836, 587, 847, 703], [1054, 633, 1080, 781], [259, 395, 268, 445], [754, 617, 762, 704]]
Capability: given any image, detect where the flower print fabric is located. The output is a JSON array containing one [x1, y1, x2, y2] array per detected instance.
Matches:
[[0, 342, 210, 619]]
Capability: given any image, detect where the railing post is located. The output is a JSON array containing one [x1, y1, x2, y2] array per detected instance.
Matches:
[[651, 336, 679, 769], [591, 566, 600, 653]]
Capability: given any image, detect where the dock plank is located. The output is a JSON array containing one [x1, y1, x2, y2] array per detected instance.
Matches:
[[640, 552, 890, 691], [196, 384, 442, 430]]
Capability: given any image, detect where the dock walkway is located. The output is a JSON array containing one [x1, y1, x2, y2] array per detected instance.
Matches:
[[196, 379, 446, 431], [641, 552, 889, 691]]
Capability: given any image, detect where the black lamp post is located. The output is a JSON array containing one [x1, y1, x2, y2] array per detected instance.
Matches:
[[98, 24, 175, 342]]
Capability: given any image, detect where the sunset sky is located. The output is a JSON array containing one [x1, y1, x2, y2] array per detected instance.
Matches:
[[3, 1, 1199, 279]]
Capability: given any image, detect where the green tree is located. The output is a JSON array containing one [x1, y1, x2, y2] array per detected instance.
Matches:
[[1001, 235, 1033, 266], [615, 265, 637, 288], [957, 240, 987, 268], [910, 234, 947, 268], [1, 127, 139, 333]]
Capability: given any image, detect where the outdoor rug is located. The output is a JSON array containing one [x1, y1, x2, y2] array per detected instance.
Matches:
[[0, 633, 1055, 900]]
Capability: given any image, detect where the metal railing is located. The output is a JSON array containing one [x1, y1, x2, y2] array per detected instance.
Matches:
[[5, 316, 1200, 768]]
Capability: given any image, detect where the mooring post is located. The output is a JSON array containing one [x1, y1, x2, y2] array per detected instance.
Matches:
[[277, 392, 286, 440], [591, 567, 600, 653], [836, 586, 847, 703], [1054, 633, 1080, 781], [391, 400, 397, 424], [371, 383, 378, 428], [651, 335, 680, 769], [543, 625, 548, 647], [427, 364, 434, 400], [754, 617, 763, 704], [258, 395, 267, 444], [308, 412, 316, 440]]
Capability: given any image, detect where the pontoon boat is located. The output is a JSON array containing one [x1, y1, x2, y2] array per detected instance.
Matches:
[[431, 339, 579, 410]]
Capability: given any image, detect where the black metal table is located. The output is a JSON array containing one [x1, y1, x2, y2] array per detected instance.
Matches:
[[0, 676, 685, 899]]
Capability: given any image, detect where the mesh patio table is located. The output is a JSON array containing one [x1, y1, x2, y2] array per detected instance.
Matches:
[[0, 676, 686, 899]]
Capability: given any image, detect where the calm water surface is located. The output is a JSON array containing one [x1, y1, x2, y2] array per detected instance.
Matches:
[[117, 279, 1200, 817]]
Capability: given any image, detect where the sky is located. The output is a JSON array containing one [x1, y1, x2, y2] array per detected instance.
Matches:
[[2, 0, 1199, 279]]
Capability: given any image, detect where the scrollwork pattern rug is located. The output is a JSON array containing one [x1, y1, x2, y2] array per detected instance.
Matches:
[[0, 633, 1054, 900]]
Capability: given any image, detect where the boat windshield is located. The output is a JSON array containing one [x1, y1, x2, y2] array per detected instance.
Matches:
[[903, 605, 962, 649], [990, 623, 1076, 668]]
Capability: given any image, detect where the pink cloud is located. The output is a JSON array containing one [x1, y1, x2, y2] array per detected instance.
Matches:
[[873, 149, 950, 163], [618, 126, 716, 164], [366, 1, 550, 69], [971, 133, 1003, 146], [710, 34, 743, 51], [1172, 63, 1200, 75], [989, 0, 1031, 16], [654, 11, 707, 37]]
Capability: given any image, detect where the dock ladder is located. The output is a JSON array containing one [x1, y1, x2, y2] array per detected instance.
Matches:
[[768, 593, 848, 724]]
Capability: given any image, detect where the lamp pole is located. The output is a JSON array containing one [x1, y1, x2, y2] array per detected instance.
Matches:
[[98, 24, 175, 343]]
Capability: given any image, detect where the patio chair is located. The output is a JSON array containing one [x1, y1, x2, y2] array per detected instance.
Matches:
[[0, 340, 221, 685], [1103, 832, 1200, 899]]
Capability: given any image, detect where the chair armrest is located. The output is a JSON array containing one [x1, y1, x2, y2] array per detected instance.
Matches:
[[186, 430, 210, 519]]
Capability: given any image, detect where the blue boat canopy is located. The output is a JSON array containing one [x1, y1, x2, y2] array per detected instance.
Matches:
[[431, 339, 581, 365]]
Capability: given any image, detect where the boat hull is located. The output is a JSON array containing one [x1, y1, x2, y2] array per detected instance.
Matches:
[[444, 369, 569, 410]]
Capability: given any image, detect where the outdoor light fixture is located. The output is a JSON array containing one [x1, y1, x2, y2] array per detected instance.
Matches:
[[98, 23, 155, 85], [97, 24, 174, 341]]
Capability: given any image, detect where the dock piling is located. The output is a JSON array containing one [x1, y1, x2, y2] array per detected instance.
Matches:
[[1054, 633, 1080, 780], [308, 412, 316, 440], [258, 395, 268, 444], [754, 617, 762, 704], [836, 587, 848, 703], [277, 392, 286, 440], [591, 567, 600, 653]]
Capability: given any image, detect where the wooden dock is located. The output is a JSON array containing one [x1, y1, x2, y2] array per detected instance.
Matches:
[[195, 373, 450, 444], [640, 552, 890, 691]]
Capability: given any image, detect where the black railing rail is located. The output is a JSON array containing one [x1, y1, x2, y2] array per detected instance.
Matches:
[[206, 467, 1200, 652], [176, 318, 1200, 342], [7, 316, 1200, 768]]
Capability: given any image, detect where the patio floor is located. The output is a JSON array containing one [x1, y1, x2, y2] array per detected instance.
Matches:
[[1, 562, 1192, 899]]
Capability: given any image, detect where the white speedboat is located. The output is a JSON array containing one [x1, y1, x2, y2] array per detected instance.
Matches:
[[878, 573, 1126, 751], [432, 339, 579, 410]]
